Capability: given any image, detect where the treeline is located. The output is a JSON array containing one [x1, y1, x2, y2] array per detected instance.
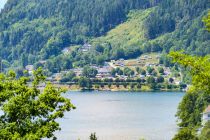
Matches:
[[61, 76, 186, 91], [58, 66, 186, 91]]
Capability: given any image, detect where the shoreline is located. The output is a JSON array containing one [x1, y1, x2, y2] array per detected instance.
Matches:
[[54, 84, 185, 92]]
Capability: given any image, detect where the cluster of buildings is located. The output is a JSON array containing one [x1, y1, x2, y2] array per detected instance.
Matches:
[[25, 57, 179, 84], [110, 54, 161, 68], [111, 59, 125, 67], [95, 66, 113, 79], [25, 49, 181, 86], [79, 43, 92, 52], [62, 43, 92, 54]]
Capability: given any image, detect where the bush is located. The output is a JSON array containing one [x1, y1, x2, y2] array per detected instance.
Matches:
[[0, 68, 75, 139], [90, 133, 97, 140], [137, 83, 141, 89], [173, 128, 198, 140]]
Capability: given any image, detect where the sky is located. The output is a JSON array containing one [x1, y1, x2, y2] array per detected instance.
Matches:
[[0, 0, 7, 10]]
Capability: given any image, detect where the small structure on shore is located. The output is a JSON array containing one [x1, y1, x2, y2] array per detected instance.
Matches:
[[202, 105, 210, 126]]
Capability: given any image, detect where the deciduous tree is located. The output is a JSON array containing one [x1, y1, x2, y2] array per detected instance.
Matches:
[[0, 68, 75, 139]]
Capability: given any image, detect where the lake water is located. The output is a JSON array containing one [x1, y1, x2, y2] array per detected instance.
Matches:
[[56, 91, 184, 140]]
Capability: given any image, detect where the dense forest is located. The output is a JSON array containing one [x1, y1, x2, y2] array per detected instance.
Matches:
[[0, 0, 209, 72], [144, 0, 210, 56], [0, 0, 157, 66]]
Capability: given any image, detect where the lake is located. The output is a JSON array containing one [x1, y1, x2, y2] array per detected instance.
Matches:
[[56, 91, 184, 140]]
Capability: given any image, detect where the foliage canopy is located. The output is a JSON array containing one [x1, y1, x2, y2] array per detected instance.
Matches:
[[0, 68, 75, 139], [169, 51, 210, 138]]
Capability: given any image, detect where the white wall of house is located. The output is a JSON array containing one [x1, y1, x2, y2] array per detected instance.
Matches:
[[202, 112, 210, 125]]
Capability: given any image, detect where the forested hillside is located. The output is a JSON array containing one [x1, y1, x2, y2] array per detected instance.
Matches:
[[0, 0, 157, 67], [0, 0, 209, 71], [93, 0, 209, 55], [144, 0, 210, 56]]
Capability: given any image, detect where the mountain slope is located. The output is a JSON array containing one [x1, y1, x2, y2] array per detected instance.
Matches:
[[0, 0, 209, 71], [0, 0, 157, 66], [92, 8, 154, 49], [92, 0, 210, 56]]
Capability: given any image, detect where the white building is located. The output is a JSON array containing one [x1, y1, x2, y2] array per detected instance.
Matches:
[[96, 66, 112, 79], [62, 47, 71, 54], [80, 43, 92, 52], [202, 105, 210, 126], [25, 65, 34, 75]]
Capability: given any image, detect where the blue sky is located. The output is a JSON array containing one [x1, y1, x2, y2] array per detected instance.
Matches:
[[0, 0, 7, 10]]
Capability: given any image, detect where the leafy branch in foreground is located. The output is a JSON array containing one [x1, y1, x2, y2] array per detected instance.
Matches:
[[0, 68, 75, 139], [169, 51, 210, 92], [169, 52, 210, 139]]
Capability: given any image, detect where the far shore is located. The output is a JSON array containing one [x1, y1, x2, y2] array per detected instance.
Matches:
[[54, 83, 185, 92]]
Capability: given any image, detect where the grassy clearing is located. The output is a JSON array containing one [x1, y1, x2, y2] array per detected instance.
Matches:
[[124, 53, 160, 69], [91, 8, 154, 48]]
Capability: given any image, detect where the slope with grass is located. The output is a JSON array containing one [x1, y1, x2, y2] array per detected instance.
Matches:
[[91, 8, 154, 49]]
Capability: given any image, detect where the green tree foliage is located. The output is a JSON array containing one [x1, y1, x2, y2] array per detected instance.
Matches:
[[158, 67, 164, 75], [169, 52, 210, 138], [130, 83, 136, 89], [147, 76, 155, 84], [0, 68, 75, 139], [123, 67, 135, 77], [203, 11, 210, 32], [60, 71, 76, 83], [151, 70, 157, 76], [135, 67, 141, 74], [115, 68, 123, 75], [95, 45, 104, 53], [169, 77, 174, 83], [0, 0, 209, 72], [157, 76, 164, 83], [173, 128, 198, 140], [78, 77, 92, 89], [90, 133, 97, 140], [179, 82, 187, 90], [141, 69, 146, 75], [199, 121, 210, 140], [137, 83, 141, 89], [44, 55, 73, 73], [144, 0, 209, 56], [159, 54, 174, 67], [108, 83, 112, 88], [146, 66, 154, 74], [82, 66, 98, 78], [175, 90, 201, 127], [147, 76, 157, 89]]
